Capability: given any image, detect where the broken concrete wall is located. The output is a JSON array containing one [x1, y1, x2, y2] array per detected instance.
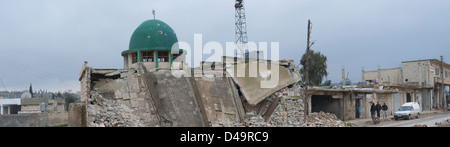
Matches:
[[149, 70, 206, 127], [68, 102, 87, 127], [233, 85, 305, 127], [79, 61, 92, 102], [86, 69, 160, 127], [194, 76, 244, 127], [227, 62, 301, 106]]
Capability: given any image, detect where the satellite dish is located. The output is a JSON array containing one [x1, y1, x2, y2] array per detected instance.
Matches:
[[21, 92, 32, 98]]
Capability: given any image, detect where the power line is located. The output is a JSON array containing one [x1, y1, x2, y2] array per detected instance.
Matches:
[[0, 55, 74, 80], [0, 56, 80, 92]]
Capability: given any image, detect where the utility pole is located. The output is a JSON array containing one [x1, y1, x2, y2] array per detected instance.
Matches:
[[304, 20, 312, 120], [441, 55, 446, 111]]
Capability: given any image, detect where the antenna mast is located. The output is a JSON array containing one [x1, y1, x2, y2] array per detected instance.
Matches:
[[152, 9, 156, 19], [235, 0, 248, 58]]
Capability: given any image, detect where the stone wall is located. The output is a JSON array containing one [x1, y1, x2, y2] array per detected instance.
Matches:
[[0, 112, 67, 127], [21, 105, 40, 111], [79, 61, 92, 102], [68, 102, 88, 127], [47, 112, 67, 126]]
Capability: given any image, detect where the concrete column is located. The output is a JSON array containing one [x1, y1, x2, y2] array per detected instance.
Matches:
[[155, 51, 159, 68], [137, 50, 141, 63], [124, 56, 128, 69], [170, 53, 173, 68], [1, 104, 3, 115], [7, 106, 10, 115], [128, 53, 133, 68], [307, 95, 312, 114]]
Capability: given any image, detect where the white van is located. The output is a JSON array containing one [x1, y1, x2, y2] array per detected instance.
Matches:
[[394, 102, 421, 120]]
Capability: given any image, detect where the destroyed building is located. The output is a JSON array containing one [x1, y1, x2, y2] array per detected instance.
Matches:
[[70, 18, 316, 127]]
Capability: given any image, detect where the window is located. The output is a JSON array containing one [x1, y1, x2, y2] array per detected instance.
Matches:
[[158, 51, 169, 62], [446, 71, 448, 78], [435, 68, 440, 76], [131, 53, 137, 64], [142, 51, 154, 62]]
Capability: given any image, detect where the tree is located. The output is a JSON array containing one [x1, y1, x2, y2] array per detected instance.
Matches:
[[62, 90, 80, 111], [323, 80, 332, 86], [300, 50, 328, 86]]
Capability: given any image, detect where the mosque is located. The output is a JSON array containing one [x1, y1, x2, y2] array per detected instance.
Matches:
[[75, 15, 301, 127], [121, 19, 185, 69]]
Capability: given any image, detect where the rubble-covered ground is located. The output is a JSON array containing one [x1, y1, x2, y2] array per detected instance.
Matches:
[[435, 119, 450, 127], [302, 111, 346, 127], [233, 84, 346, 127]]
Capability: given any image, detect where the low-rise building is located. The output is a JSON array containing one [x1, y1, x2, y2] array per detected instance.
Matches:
[[19, 98, 65, 114], [362, 59, 450, 110]]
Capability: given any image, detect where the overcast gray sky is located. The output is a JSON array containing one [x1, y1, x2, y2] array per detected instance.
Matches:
[[0, 0, 449, 92]]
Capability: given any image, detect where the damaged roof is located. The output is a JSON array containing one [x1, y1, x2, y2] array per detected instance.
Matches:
[[227, 62, 301, 106]]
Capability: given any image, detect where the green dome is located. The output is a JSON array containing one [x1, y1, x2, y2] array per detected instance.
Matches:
[[123, 19, 178, 54]]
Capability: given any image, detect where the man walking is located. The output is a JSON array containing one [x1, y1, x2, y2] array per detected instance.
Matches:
[[375, 102, 382, 118], [382, 103, 388, 120]]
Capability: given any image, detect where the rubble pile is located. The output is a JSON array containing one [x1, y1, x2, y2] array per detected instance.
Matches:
[[270, 98, 304, 127], [87, 93, 133, 127], [86, 69, 159, 127], [234, 116, 272, 127], [412, 124, 427, 127], [302, 111, 345, 127], [234, 85, 305, 127], [435, 119, 450, 127]]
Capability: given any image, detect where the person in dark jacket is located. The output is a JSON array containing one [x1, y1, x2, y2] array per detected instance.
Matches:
[[370, 102, 376, 118], [375, 102, 382, 118], [382, 103, 388, 119]]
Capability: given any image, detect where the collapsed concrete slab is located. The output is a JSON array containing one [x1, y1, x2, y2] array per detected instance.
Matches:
[[226, 61, 301, 106]]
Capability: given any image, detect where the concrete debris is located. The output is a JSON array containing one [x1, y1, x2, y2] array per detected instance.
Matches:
[[280, 58, 299, 73], [235, 116, 271, 127], [233, 85, 305, 127], [270, 98, 304, 127], [435, 119, 450, 127], [412, 124, 427, 127], [302, 111, 345, 127]]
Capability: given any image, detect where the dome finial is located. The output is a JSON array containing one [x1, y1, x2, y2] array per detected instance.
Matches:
[[152, 9, 156, 19]]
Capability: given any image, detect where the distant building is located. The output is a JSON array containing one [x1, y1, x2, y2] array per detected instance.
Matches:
[[0, 97, 66, 115], [362, 59, 450, 110], [20, 97, 65, 114], [0, 98, 21, 115]]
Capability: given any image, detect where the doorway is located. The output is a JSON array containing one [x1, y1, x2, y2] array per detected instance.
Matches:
[[407, 93, 412, 103], [355, 98, 362, 118], [394, 93, 401, 112], [311, 95, 341, 119]]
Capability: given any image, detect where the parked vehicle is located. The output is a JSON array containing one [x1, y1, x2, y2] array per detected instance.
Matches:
[[394, 102, 421, 120]]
